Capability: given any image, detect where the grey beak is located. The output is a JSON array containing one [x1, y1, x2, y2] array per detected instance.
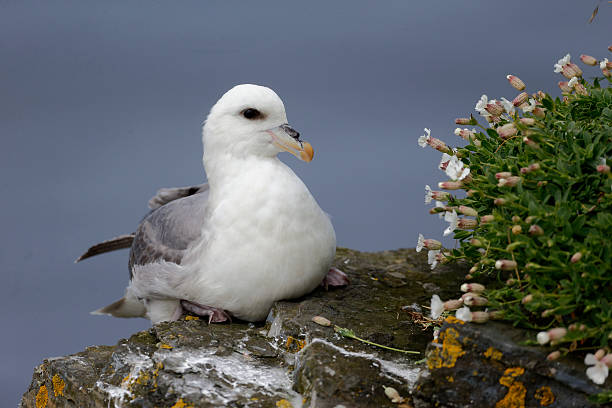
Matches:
[[280, 124, 300, 141]]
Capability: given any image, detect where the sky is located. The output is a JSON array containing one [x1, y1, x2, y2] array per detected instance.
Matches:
[[1, 0, 610, 405]]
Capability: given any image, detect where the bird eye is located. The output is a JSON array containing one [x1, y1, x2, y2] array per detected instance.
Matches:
[[242, 108, 261, 119]]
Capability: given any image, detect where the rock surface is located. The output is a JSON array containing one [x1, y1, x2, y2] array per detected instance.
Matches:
[[20, 248, 610, 407], [20, 248, 462, 408], [413, 319, 611, 408]]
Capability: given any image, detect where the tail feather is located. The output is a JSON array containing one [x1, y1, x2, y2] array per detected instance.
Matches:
[[75, 233, 135, 263], [91, 294, 146, 318]]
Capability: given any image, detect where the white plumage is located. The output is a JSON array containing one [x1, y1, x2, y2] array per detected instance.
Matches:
[[85, 84, 337, 324]]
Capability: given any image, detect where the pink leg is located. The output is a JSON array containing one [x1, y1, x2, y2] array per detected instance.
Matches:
[[321, 267, 350, 289], [180, 300, 232, 323]]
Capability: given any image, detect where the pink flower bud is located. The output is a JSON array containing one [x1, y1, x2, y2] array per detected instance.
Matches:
[[529, 224, 544, 236], [458, 205, 478, 216], [427, 136, 450, 153], [605, 61, 612, 70], [603, 69, 611, 78], [521, 294, 533, 304], [471, 311, 489, 323], [597, 164, 611, 174], [438, 181, 463, 190], [512, 225, 522, 234], [520, 117, 536, 126], [548, 327, 567, 341], [443, 299, 464, 310], [495, 172, 513, 179], [455, 117, 476, 125], [454, 128, 476, 141], [525, 216, 535, 224], [570, 252, 582, 263], [458, 218, 478, 229], [460, 283, 485, 293], [506, 75, 526, 91], [498, 176, 521, 187], [558, 81, 572, 93], [602, 354, 612, 368], [485, 101, 504, 116], [532, 107, 546, 118], [511, 216, 521, 223], [480, 215, 494, 224], [547, 351, 561, 361], [580, 54, 598, 66], [537, 180, 547, 187], [609, 45, 612, 52], [561, 63, 583, 79], [495, 259, 517, 270], [470, 238, 484, 247], [574, 83, 588, 96], [494, 198, 507, 206], [436, 251, 450, 263], [512, 92, 529, 107], [523, 137, 540, 149], [423, 239, 442, 250], [497, 123, 518, 139], [595, 349, 606, 360]]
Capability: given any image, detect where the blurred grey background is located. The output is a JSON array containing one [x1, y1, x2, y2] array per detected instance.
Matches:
[[1, 0, 609, 404]]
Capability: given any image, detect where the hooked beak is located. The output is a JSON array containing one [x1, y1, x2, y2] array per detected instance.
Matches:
[[268, 124, 314, 162]]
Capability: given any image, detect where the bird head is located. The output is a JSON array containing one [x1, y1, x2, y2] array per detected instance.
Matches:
[[202, 84, 313, 163]]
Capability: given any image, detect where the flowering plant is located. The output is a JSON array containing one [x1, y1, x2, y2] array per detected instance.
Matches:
[[417, 47, 612, 397]]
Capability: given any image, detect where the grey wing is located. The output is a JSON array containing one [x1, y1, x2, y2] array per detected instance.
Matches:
[[148, 183, 209, 210], [129, 189, 209, 278]]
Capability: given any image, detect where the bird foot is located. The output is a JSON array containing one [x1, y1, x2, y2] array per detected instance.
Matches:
[[321, 267, 350, 289], [180, 300, 232, 323]]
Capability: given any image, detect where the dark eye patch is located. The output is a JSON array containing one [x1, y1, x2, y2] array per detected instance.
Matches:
[[242, 108, 262, 120]]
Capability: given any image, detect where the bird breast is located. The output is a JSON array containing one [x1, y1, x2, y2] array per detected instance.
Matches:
[[182, 158, 336, 321]]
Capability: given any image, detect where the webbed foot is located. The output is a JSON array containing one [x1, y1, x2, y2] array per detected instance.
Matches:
[[180, 300, 232, 323], [321, 267, 350, 289]]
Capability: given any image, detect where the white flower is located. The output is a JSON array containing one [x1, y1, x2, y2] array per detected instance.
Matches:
[[522, 98, 537, 113], [439, 152, 453, 170], [424, 185, 433, 204], [430, 294, 444, 319], [443, 210, 458, 236], [418, 128, 431, 147], [585, 353, 609, 385], [445, 156, 470, 181], [500, 97, 515, 115], [455, 306, 472, 322], [536, 331, 550, 345], [554, 53, 571, 73], [454, 127, 461, 136], [416, 233, 425, 252], [428, 249, 441, 270], [475, 94, 490, 117], [601, 58, 609, 70], [568, 77, 578, 87]]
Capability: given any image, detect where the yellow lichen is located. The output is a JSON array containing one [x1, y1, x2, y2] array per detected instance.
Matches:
[[444, 316, 465, 325], [159, 343, 173, 349], [484, 347, 503, 360], [185, 315, 199, 321], [52, 374, 65, 397], [35, 385, 48, 408], [171, 398, 194, 408], [534, 386, 555, 406], [285, 336, 306, 352], [426, 327, 466, 370], [446, 376, 454, 383], [495, 367, 526, 408], [276, 399, 293, 408]]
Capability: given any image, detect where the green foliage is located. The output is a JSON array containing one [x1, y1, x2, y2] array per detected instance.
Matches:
[[422, 59, 611, 396]]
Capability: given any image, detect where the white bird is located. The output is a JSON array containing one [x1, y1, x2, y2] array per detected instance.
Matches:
[[77, 84, 348, 324]]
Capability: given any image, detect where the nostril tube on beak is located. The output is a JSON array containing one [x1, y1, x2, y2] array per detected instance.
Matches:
[[281, 124, 300, 140]]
